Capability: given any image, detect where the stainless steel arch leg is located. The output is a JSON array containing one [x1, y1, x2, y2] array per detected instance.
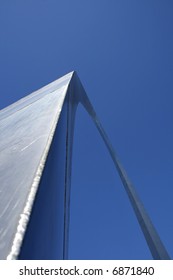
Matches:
[[66, 72, 170, 260]]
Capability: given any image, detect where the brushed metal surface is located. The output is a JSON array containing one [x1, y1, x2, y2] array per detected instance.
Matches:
[[0, 72, 73, 259]]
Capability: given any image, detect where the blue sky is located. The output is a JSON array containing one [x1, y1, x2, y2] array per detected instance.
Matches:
[[0, 1, 173, 259]]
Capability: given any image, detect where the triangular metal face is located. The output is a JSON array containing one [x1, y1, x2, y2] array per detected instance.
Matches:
[[0, 72, 73, 259]]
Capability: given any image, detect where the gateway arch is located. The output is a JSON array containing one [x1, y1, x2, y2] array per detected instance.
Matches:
[[0, 72, 170, 260]]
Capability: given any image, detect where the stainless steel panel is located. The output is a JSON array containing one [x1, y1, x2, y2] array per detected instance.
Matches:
[[19, 102, 68, 259], [0, 72, 73, 259]]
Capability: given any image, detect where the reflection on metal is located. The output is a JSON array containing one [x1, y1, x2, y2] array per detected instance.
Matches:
[[0, 72, 170, 260]]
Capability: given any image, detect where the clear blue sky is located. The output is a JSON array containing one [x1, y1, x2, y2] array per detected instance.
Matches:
[[0, 1, 173, 259]]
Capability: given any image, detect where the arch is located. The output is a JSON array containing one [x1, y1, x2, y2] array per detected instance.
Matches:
[[0, 72, 170, 259]]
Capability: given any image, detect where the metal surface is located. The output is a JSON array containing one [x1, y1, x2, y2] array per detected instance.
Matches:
[[18, 101, 68, 260], [0, 72, 73, 259], [0, 71, 170, 259]]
